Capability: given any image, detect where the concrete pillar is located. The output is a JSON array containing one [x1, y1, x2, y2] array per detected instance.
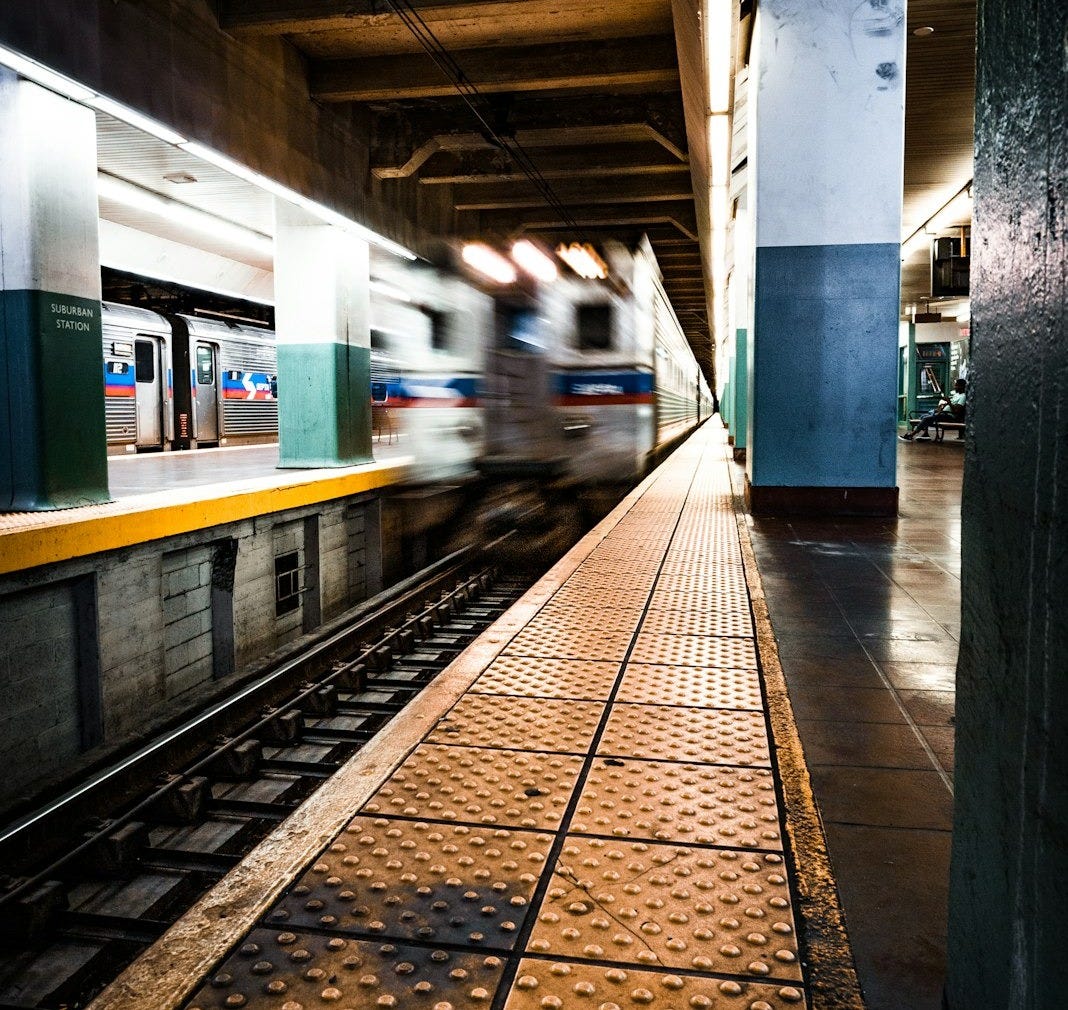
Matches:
[[0, 70, 108, 510], [273, 200, 372, 468], [946, 3, 1068, 1007], [745, 0, 904, 515]]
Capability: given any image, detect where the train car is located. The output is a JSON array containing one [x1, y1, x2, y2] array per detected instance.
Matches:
[[101, 302, 174, 452], [369, 264, 492, 482], [479, 238, 710, 501], [170, 314, 278, 450]]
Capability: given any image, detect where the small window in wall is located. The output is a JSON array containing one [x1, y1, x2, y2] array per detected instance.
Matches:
[[135, 340, 156, 383], [577, 305, 613, 351], [428, 310, 449, 351], [196, 345, 215, 385], [275, 551, 301, 616]]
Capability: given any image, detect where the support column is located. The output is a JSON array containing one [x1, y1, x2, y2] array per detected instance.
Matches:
[[0, 71, 108, 510], [946, 3, 1068, 1006], [273, 200, 372, 468], [745, 1, 904, 516]]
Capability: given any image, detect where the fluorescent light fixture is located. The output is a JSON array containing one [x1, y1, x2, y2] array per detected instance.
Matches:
[[88, 94, 187, 145], [0, 43, 95, 102], [511, 240, 558, 282], [181, 140, 417, 261], [98, 172, 274, 257], [462, 243, 517, 284], [555, 242, 608, 280], [370, 278, 413, 303], [706, 0, 733, 113]]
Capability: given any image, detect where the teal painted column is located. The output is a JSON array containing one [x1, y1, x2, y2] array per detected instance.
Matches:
[[0, 71, 108, 510], [731, 328, 748, 458], [745, 0, 904, 516], [273, 200, 372, 468]]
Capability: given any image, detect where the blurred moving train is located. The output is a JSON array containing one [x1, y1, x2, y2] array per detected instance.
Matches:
[[102, 238, 712, 491]]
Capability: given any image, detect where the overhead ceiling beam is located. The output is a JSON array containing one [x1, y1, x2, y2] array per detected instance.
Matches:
[[373, 124, 686, 179], [479, 201, 699, 241], [418, 147, 689, 184], [453, 174, 694, 211], [311, 35, 679, 102], [218, 0, 517, 35]]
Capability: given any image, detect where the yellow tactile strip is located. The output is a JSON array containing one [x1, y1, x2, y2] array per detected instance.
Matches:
[[629, 633, 758, 670], [427, 696, 605, 753], [265, 817, 552, 948], [526, 837, 801, 980], [362, 745, 584, 830], [567, 759, 782, 850], [614, 667, 765, 712], [470, 657, 621, 701], [502, 959, 805, 1010], [598, 705, 771, 766], [173, 427, 811, 1010], [184, 929, 507, 1010]]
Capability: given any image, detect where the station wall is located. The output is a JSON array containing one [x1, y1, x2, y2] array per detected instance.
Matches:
[[0, 493, 385, 813]]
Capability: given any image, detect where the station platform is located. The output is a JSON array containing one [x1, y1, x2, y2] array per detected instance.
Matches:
[[0, 444, 413, 577], [91, 423, 858, 1010]]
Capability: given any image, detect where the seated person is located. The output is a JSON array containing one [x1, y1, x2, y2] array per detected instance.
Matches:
[[901, 377, 967, 441]]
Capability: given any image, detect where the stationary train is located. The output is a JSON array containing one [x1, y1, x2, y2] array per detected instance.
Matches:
[[101, 239, 712, 491]]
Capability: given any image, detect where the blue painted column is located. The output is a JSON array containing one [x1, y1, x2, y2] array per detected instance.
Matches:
[[745, 1, 904, 515], [273, 200, 372, 468], [0, 70, 109, 510]]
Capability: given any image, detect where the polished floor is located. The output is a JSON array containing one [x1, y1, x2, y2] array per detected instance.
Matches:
[[740, 440, 963, 1010]]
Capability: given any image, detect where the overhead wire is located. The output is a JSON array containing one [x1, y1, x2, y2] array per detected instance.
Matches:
[[381, 0, 580, 232]]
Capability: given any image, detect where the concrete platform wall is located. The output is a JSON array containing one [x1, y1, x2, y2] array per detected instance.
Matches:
[[0, 494, 384, 813]]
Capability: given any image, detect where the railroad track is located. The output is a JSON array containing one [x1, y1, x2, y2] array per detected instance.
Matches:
[[0, 542, 534, 1010]]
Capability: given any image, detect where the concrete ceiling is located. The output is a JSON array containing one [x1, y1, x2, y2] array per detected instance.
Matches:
[[218, 0, 715, 370], [98, 1, 975, 375]]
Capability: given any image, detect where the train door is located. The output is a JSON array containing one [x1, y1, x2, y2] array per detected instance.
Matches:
[[134, 337, 164, 449], [194, 342, 220, 443]]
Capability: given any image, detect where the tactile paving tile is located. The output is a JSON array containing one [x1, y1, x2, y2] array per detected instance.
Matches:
[[526, 837, 801, 979], [502, 959, 806, 1010], [568, 760, 782, 850], [629, 634, 758, 670], [548, 586, 652, 609], [265, 817, 551, 948], [615, 665, 764, 711], [649, 590, 751, 614], [362, 745, 584, 830], [599, 705, 771, 766], [503, 624, 635, 663], [427, 695, 604, 754], [522, 607, 643, 635], [641, 609, 755, 639], [471, 656, 620, 700], [182, 928, 506, 1009]]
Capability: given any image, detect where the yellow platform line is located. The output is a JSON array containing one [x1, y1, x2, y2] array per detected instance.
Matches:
[[0, 460, 411, 577]]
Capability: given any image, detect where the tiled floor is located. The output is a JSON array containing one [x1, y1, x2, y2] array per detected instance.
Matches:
[[741, 441, 962, 1010]]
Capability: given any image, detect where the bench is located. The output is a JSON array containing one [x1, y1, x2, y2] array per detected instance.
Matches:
[[934, 420, 966, 442]]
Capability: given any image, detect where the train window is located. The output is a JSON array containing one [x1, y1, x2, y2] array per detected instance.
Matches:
[[370, 329, 387, 351], [196, 345, 215, 385], [275, 551, 301, 617], [134, 340, 155, 383], [577, 305, 612, 351], [428, 310, 448, 351], [371, 381, 389, 404]]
